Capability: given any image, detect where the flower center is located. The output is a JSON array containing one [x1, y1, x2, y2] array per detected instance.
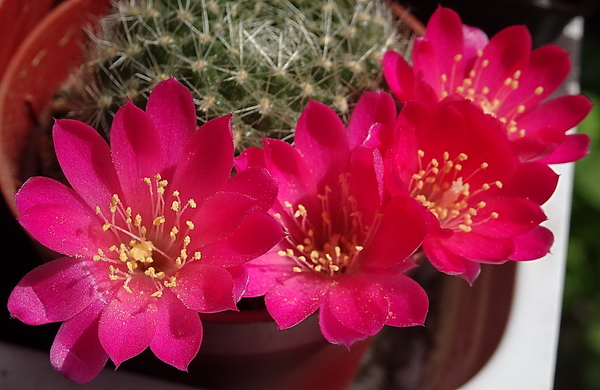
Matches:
[[409, 149, 499, 232], [439, 51, 545, 139], [276, 174, 374, 277], [93, 174, 201, 297]]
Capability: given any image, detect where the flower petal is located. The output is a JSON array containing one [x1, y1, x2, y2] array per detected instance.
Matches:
[[361, 195, 429, 268], [318, 299, 368, 348], [224, 166, 278, 213], [516, 94, 592, 136], [50, 299, 108, 384], [171, 115, 234, 203], [16, 177, 112, 257], [98, 288, 158, 367], [509, 226, 554, 261], [443, 232, 514, 261], [262, 137, 318, 207], [475, 25, 531, 102], [243, 250, 293, 297], [8, 257, 99, 325], [538, 133, 591, 164], [382, 50, 415, 103], [234, 145, 267, 171], [145, 78, 196, 170], [199, 213, 284, 267], [422, 238, 482, 283], [473, 197, 547, 238], [294, 100, 350, 188], [172, 262, 237, 313], [150, 290, 202, 371], [327, 275, 388, 336], [188, 191, 260, 246], [349, 146, 384, 225], [500, 162, 559, 205], [264, 272, 328, 329], [367, 268, 428, 327], [53, 119, 121, 210], [422, 6, 466, 90], [110, 101, 164, 205], [347, 91, 396, 150], [500, 45, 570, 116]]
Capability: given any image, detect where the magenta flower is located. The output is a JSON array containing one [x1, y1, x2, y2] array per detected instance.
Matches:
[[386, 99, 558, 282], [235, 93, 430, 348], [7, 78, 284, 383], [382, 6, 591, 164]]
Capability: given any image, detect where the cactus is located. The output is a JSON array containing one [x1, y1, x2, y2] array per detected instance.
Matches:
[[60, 0, 413, 150]]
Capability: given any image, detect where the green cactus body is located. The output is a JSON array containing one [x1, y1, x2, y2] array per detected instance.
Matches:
[[63, 0, 413, 149]]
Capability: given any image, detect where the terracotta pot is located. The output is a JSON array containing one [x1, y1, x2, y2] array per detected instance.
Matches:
[[0, 0, 112, 216], [120, 309, 371, 390], [0, 0, 56, 79]]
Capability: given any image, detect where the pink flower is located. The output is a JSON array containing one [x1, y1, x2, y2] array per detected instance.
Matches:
[[7, 78, 283, 383], [235, 93, 430, 348], [382, 6, 591, 164], [386, 99, 558, 282]]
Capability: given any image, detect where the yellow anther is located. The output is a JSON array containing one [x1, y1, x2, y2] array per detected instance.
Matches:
[[495, 181, 503, 188], [188, 199, 197, 208], [490, 212, 499, 219], [102, 222, 111, 231], [153, 216, 166, 225], [171, 201, 180, 211], [164, 277, 177, 288], [186, 220, 195, 230], [293, 267, 302, 273], [534, 86, 544, 95], [480, 162, 489, 169], [454, 54, 462, 62]]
